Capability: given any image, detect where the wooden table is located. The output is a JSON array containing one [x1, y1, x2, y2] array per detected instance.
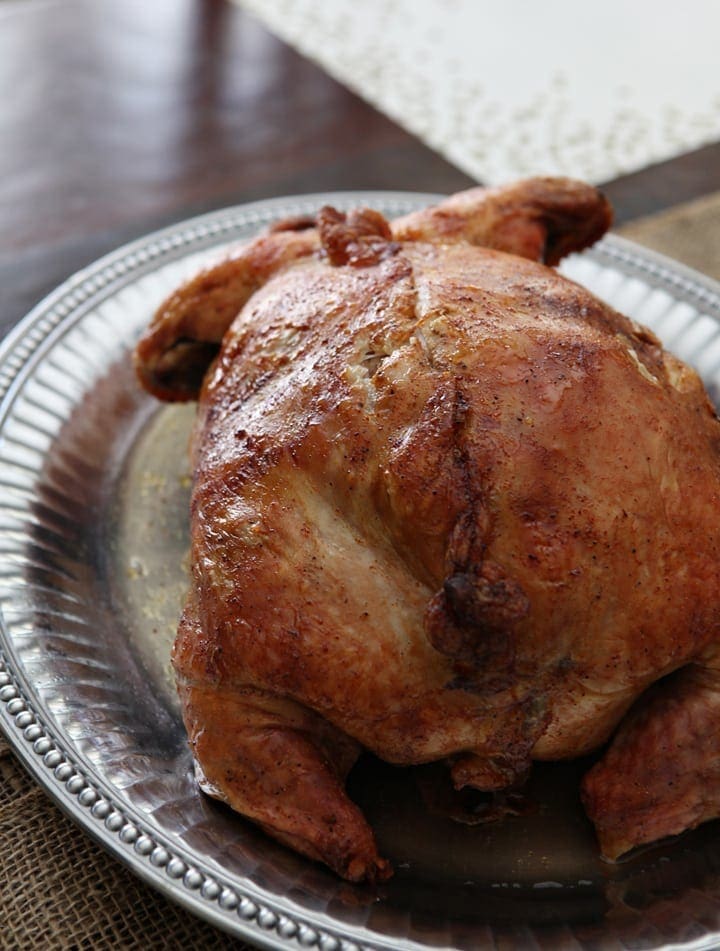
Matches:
[[2, 1, 720, 948]]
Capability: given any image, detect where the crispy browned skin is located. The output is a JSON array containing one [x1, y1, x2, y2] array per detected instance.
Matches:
[[134, 228, 318, 401], [134, 178, 720, 881], [582, 659, 720, 860], [134, 178, 612, 402]]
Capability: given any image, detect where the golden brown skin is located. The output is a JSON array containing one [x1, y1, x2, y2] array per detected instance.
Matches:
[[134, 178, 720, 881], [135, 178, 611, 402], [582, 660, 720, 860], [134, 226, 318, 401]]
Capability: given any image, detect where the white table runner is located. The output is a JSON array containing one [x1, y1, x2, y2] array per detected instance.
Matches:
[[236, 0, 720, 185]]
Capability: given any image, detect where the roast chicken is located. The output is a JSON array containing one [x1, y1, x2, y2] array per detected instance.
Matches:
[[134, 179, 720, 883]]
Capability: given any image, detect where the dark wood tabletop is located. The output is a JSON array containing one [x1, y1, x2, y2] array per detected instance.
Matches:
[[3, 0, 720, 342]]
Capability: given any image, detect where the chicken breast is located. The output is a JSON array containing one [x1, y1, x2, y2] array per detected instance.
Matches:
[[134, 179, 720, 882]]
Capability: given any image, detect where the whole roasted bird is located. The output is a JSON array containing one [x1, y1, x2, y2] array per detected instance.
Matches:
[[135, 179, 720, 882]]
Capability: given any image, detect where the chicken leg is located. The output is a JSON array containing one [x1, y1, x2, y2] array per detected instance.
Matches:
[[173, 600, 390, 882]]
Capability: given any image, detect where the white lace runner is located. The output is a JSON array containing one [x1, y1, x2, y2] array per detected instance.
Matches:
[[235, 0, 720, 185]]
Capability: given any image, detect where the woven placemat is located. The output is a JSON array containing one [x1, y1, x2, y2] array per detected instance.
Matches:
[[617, 188, 720, 281], [1, 189, 719, 949], [0, 735, 250, 950]]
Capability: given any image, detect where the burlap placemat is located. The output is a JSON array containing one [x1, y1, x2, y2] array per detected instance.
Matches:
[[617, 188, 720, 281], [1, 189, 719, 949], [0, 734, 251, 949]]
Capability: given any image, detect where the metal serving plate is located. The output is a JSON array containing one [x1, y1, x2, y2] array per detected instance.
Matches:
[[1, 193, 720, 951]]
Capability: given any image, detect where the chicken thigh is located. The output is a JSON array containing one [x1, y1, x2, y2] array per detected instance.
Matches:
[[134, 179, 720, 882]]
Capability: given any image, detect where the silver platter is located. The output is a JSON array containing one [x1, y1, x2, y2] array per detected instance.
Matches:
[[2, 193, 720, 951]]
